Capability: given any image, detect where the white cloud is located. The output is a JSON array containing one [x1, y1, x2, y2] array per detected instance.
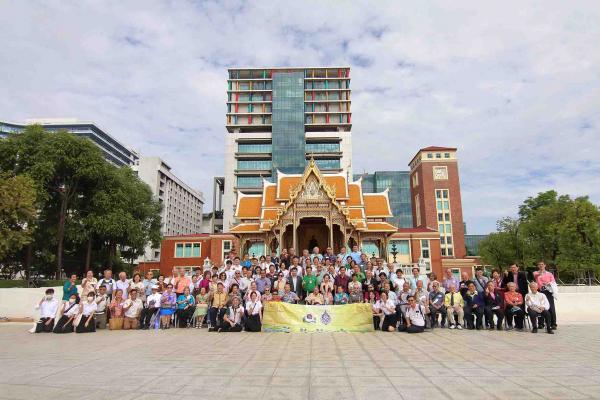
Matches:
[[1, 0, 599, 233]]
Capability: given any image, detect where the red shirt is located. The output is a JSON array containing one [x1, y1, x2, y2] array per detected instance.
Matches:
[[504, 291, 523, 307]]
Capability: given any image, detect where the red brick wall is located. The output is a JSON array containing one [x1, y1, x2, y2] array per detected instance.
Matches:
[[138, 234, 239, 276], [410, 158, 466, 259]]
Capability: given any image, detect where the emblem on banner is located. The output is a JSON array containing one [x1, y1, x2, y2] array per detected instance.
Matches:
[[320, 310, 332, 325]]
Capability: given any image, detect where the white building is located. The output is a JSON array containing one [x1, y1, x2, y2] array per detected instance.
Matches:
[[134, 157, 204, 261]]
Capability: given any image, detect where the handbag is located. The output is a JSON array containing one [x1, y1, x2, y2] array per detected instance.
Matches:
[[109, 317, 124, 330]]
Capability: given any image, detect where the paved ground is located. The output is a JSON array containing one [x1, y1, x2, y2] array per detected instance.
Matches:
[[1, 323, 600, 400]]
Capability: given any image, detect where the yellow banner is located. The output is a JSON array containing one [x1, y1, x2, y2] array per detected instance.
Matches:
[[262, 302, 374, 333]]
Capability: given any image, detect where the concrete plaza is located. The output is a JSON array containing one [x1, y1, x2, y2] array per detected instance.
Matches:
[[1, 324, 600, 399]]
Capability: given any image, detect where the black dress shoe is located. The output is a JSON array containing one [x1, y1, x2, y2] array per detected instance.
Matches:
[[547, 329, 554, 334], [532, 328, 538, 333], [551, 325, 557, 330]]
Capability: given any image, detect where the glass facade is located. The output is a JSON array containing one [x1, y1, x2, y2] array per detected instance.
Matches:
[[237, 160, 272, 170], [354, 171, 413, 228], [238, 143, 272, 153], [465, 234, 488, 256], [314, 159, 341, 169], [236, 176, 264, 188], [305, 142, 340, 153], [271, 72, 306, 175]]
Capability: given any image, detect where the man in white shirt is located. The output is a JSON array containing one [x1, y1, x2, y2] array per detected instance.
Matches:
[[399, 295, 426, 333], [115, 272, 130, 299], [412, 279, 429, 308], [122, 289, 143, 330], [239, 269, 253, 295], [525, 282, 554, 334], [33, 288, 59, 333], [141, 285, 161, 329]]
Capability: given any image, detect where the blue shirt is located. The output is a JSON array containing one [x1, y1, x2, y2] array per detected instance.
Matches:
[[62, 280, 78, 301], [334, 292, 349, 305], [143, 278, 157, 297], [255, 277, 271, 293], [176, 294, 195, 309], [349, 251, 362, 264]]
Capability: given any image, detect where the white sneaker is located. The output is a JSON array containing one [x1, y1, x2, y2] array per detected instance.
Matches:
[[456, 324, 463, 330], [449, 324, 456, 329]]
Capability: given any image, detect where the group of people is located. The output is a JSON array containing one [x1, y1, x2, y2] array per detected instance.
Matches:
[[31, 245, 558, 335]]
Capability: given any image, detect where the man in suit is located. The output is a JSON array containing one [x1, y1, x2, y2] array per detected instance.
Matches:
[[287, 267, 303, 300], [502, 263, 528, 300]]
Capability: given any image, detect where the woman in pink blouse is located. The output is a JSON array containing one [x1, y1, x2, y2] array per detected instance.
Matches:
[[533, 261, 557, 329]]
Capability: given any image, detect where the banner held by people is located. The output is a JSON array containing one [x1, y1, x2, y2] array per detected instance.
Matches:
[[262, 302, 374, 333]]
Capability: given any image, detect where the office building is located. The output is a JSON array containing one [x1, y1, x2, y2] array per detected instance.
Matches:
[[465, 234, 488, 256], [133, 157, 204, 261], [201, 177, 225, 234], [223, 67, 353, 230], [0, 118, 138, 167], [354, 171, 413, 228]]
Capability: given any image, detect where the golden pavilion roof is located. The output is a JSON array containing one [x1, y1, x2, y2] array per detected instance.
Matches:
[[231, 159, 397, 233]]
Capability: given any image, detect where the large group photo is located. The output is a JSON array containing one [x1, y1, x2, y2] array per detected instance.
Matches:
[[31, 246, 558, 336], [2, 1, 600, 399]]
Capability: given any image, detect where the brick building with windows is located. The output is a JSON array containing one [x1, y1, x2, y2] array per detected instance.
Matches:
[[138, 234, 239, 277]]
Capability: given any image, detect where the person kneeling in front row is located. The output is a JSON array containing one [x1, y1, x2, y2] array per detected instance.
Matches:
[[379, 291, 397, 332], [53, 294, 80, 334], [218, 296, 244, 332], [76, 292, 97, 333], [33, 288, 59, 333], [398, 295, 426, 333], [525, 282, 554, 334]]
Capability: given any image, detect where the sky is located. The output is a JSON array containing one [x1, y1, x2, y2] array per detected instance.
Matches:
[[1, 0, 599, 234]]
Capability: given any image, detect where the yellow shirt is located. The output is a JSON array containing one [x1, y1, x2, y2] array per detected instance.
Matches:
[[212, 292, 228, 308], [444, 292, 464, 307]]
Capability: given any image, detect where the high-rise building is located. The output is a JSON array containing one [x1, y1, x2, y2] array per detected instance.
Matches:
[[223, 67, 352, 230], [133, 157, 204, 261], [409, 146, 467, 259], [0, 119, 138, 167], [354, 171, 413, 228]]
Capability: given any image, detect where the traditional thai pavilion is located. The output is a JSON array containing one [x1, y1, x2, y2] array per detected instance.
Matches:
[[230, 158, 399, 258]]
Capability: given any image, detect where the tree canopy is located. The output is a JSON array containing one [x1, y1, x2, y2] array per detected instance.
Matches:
[[0, 125, 162, 278], [479, 190, 600, 277]]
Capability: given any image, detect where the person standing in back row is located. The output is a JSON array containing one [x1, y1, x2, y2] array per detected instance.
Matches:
[[533, 261, 557, 330], [502, 263, 528, 301]]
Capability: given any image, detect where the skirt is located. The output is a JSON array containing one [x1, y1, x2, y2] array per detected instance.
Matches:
[[53, 315, 74, 334], [245, 314, 262, 332], [76, 316, 96, 333], [160, 307, 176, 316], [192, 304, 208, 318]]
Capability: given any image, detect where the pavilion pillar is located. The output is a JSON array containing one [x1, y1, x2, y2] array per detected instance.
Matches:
[[292, 209, 297, 252]]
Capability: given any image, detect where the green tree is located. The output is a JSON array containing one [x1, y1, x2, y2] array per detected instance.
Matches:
[[1, 125, 163, 277], [0, 173, 37, 260], [481, 191, 600, 278], [83, 166, 162, 270], [556, 196, 600, 274], [478, 217, 523, 268]]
